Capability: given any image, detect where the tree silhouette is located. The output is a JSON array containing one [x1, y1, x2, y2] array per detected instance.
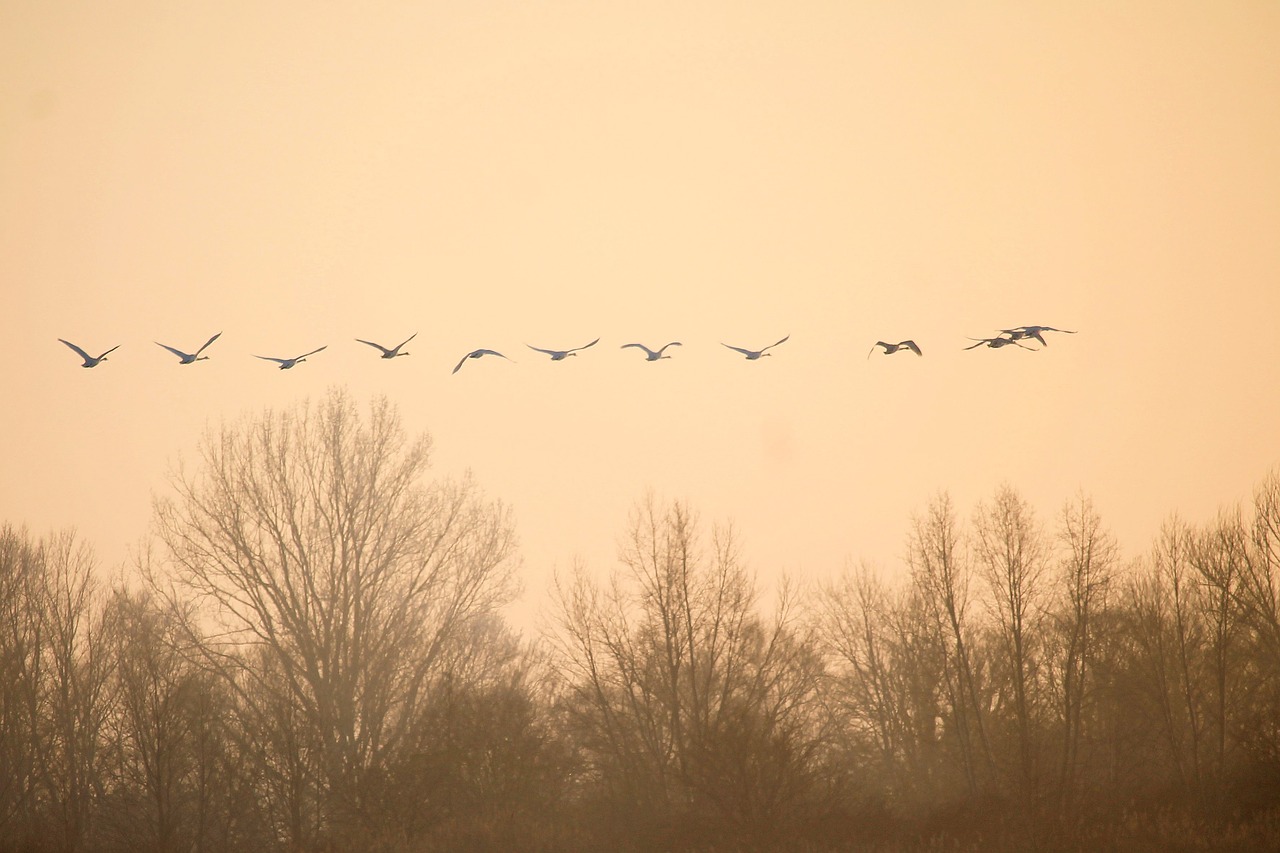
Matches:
[[549, 496, 830, 850], [152, 389, 517, 847]]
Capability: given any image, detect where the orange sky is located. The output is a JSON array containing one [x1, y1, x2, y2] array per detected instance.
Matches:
[[3, 1, 1279, 627]]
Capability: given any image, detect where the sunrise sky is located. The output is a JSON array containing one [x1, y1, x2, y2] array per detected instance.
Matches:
[[4, 1, 1279, 626]]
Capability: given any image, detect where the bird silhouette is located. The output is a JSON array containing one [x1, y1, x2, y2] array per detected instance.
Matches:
[[1000, 325, 1077, 346], [59, 339, 120, 368], [452, 348, 512, 374], [621, 342, 682, 361], [527, 338, 600, 360], [965, 336, 1035, 351], [356, 333, 416, 359], [722, 335, 790, 360], [254, 347, 328, 369], [868, 340, 922, 358], [155, 332, 222, 364]]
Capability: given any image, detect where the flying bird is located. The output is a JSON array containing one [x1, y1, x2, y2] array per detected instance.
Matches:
[[722, 335, 790, 360], [59, 339, 119, 368], [254, 346, 327, 369], [965, 336, 1035, 351], [356, 333, 416, 359], [1000, 325, 1077, 346], [526, 338, 601, 360], [868, 340, 922, 359], [155, 332, 222, 364], [452, 348, 512, 374], [621, 342, 682, 361]]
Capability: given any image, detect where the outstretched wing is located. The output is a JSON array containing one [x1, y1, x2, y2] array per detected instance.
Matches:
[[455, 349, 510, 373], [903, 340, 922, 356], [194, 332, 222, 357], [255, 355, 287, 364], [155, 342, 193, 360], [395, 333, 417, 349], [356, 338, 393, 355], [657, 342, 681, 355], [59, 338, 92, 362], [762, 334, 790, 352], [621, 343, 656, 357], [526, 344, 559, 356], [963, 339, 989, 350], [296, 346, 327, 360], [722, 343, 754, 356], [869, 341, 890, 359], [96, 345, 120, 359], [568, 337, 601, 353]]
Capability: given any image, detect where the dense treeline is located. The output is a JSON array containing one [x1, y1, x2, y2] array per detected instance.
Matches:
[[3, 391, 1279, 852]]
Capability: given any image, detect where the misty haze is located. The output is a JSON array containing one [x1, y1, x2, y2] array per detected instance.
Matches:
[[3, 390, 1280, 851], [4, 2, 1280, 851]]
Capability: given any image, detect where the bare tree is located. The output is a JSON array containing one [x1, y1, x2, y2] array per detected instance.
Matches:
[[0, 526, 45, 848], [1236, 469, 1280, 796], [40, 532, 116, 853], [820, 563, 945, 805], [103, 588, 194, 852], [1125, 562, 1179, 785], [1190, 508, 1248, 780], [0, 529, 118, 853], [1052, 493, 1116, 817], [231, 644, 324, 849], [1127, 515, 1204, 789], [152, 389, 517, 845], [973, 485, 1049, 796], [370, 615, 575, 851], [549, 496, 830, 850], [1242, 469, 1280, 660], [907, 492, 993, 795], [99, 587, 252, 853]]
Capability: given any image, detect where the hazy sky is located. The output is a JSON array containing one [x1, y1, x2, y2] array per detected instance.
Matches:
[[4, 1, 1279, 626]]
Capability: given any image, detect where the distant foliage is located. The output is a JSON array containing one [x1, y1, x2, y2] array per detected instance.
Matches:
[[3, 409, 1280, 850]]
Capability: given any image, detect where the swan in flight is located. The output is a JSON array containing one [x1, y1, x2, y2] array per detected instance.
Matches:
[[356, 333, 416, 359], [868, 340, 922, 358], [254, 346, 327, 369], [527, 338, 600, 360], [155, 332, 222, 364], [964, 336, 1035, 351], [452, 348, 512, 374], [999, 325, 1077, 346], [59, 339, 120, 368], [621, 342, 682, 361], [722, 335, 790, 360]]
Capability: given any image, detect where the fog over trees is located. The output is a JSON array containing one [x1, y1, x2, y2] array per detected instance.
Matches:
[[3, 390, 1279, 852]]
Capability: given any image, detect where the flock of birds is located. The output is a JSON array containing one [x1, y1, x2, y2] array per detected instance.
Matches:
[[56, 326, 1076, 372]]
